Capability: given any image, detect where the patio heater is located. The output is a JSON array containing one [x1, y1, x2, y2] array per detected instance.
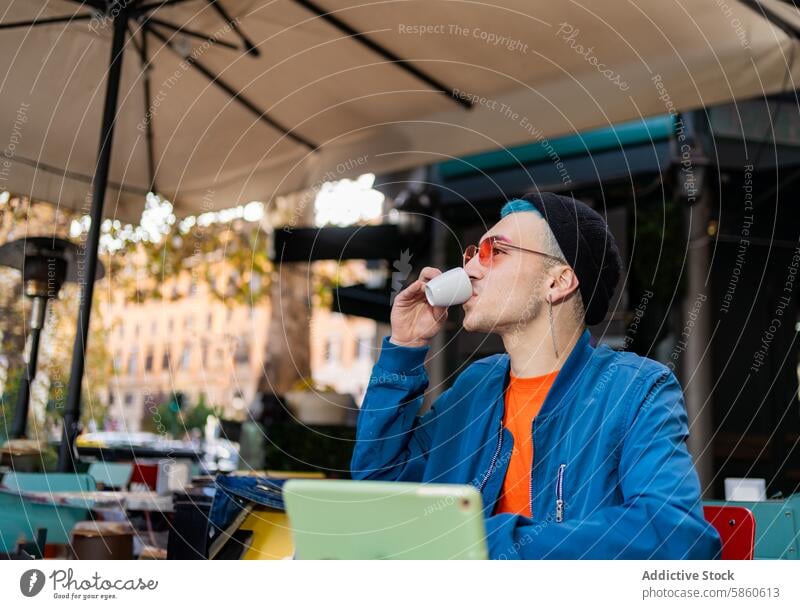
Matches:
[[0, 237, 104, 439]]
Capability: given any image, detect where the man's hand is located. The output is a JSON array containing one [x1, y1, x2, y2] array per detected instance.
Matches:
[[389, 267, 449, 348]]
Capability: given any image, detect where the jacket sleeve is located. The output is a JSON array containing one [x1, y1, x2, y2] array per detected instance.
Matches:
[[484, 369, 722, 559], [350, 336, 449, 482]]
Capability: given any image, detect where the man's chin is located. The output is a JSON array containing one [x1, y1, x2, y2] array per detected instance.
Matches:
[[462, 310, 474, 332], [463, 307, 507, 335], [462, 310, 486, 333]]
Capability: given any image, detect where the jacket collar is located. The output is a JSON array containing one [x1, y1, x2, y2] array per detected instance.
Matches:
[[496, 328, 594, 420]]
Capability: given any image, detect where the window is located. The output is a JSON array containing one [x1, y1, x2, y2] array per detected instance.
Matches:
[[325, 338, 341, 363], [234, 337, 250, 364], [127, 349, 138, 375], [112, 351, 122, 372], [207, 312, 213, 329], [162, 348, 171, 370], [180, 345, 191, 370], [124, 393, 134, 406], [356, 336, 372, 360], [144, 348, 154, 372]]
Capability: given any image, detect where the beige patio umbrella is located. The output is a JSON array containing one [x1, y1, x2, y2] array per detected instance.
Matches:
[[0, 0, 798, 467], [2, 0, 799, 221]]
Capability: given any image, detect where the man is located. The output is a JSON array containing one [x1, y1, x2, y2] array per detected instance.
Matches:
[[351, 192, 721, 559]]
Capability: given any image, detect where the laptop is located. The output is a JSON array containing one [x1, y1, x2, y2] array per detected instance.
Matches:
[[283, 479, 488, 559]]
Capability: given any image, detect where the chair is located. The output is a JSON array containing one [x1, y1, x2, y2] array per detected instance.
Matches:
[[703, 505, 755, 560], [2, 471, 96, 493], [87, 462, 133, 490], [130, 462, 159, 491], [705, 498, 799, 559], [0, 472, 96, 553]]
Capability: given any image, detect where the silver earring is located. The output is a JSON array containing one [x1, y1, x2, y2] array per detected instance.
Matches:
[[548, 297, 559, 359]]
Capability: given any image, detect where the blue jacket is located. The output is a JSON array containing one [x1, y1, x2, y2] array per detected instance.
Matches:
[[351, 329, 722, 559]]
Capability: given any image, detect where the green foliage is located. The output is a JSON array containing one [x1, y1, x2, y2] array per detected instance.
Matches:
[[0, 368, 21, 443], [184, 393, 220, 430], [0, 197, 110, 440], [106, 212, 273, 306], [142, 392, 222, 438]]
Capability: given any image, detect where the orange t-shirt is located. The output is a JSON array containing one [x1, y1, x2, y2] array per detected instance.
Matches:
[[494, 369, 559, 518]]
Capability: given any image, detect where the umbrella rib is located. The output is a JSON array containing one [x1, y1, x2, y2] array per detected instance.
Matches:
[[67, 0, 107, 11], [205, 0, 260, 57], [137, 0, 200, 12], [144, 15, 241, 51], [127, 23, 144, 56], [139, 27, 158, 193], [0, 14, 93, 29], [9, 154, 150, 196], [739, 0, 800, 40], [147, 26, 316, 150], [292, 0, 473, 110]]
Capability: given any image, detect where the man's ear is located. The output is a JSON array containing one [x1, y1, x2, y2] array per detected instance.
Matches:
[[549, 266, 580, 305]]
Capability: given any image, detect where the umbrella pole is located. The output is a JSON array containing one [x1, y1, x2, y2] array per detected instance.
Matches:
[[57, 13, 128, 472], [10, 296, 47, 438]]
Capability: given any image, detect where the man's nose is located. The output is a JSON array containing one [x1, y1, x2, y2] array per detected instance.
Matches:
[[464, 254, 484, 280]]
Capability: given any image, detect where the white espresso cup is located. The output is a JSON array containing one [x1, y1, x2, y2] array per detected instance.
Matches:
[[424, 267, 473, 307]]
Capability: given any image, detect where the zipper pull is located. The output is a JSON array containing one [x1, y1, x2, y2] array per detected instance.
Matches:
[[555, 463, 566, 523]]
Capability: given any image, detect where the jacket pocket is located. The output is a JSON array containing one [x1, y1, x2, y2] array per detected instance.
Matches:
[[555, 463, 566, 523]]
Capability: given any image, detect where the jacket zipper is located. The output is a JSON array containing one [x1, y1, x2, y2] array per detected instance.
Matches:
[[555, 463, 566, 522], [477, 418, 504, 492], [529, 421, 535, 518]]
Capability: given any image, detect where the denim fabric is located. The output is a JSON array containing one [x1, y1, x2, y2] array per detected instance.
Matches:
[[209, 475, 287, 535]]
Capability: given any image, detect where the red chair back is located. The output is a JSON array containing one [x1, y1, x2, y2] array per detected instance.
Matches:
[[703, 505, 755, 560], [130, 462, 159, 491]]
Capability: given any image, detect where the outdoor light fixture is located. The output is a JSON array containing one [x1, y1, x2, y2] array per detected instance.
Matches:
[[0, 237, 104, 439]]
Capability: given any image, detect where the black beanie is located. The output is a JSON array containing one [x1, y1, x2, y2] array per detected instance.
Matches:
[[501, 193, 622, 326]]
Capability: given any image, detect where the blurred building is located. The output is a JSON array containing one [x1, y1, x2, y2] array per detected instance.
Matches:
[[101, 275, 377, 431]]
